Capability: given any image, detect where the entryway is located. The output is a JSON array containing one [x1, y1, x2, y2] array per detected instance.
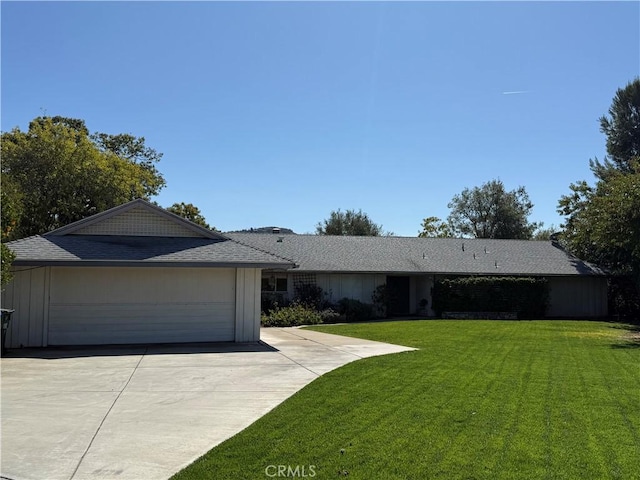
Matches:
[[386, 275, 411, 316]]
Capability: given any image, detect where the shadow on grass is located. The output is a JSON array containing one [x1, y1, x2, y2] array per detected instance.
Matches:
[[610, 323, 640, 349]]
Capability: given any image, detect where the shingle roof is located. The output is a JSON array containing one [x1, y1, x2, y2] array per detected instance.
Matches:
[[5, 199, 296, 268], [227, 234, 606, 276], [7, 234, 296, 268]]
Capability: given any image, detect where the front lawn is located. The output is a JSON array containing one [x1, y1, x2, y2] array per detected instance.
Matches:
[[172, 321, 640, 479]]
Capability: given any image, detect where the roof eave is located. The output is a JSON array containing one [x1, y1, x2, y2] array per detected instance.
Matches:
[[11, 260, 297, 269], [265, 268, 607, 276]]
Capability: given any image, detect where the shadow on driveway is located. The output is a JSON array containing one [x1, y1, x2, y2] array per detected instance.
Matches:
[[1, 341, 278, 359]]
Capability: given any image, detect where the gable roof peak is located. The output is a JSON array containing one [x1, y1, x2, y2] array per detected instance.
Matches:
[[44, 199, 225, 240]]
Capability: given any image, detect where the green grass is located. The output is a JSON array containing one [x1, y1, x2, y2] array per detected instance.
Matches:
[[172, 321, 640, 480]]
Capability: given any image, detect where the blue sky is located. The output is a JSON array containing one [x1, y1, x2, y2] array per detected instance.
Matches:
[[2, 1, 639, 236]]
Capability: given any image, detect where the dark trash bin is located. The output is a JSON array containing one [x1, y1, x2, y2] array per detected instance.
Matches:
[[1, 308, 14, 355]]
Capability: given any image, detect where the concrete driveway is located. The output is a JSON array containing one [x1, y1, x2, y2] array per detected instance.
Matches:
[[1, 327, 414, 480]]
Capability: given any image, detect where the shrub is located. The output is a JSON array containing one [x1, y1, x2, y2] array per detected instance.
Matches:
[[261, 294, 288, 315], [293, 283, 328, 310], [432, 276, 549, 319], [371, 284, 395, 318], [261, 302, 324, 327], [318, 308, 342, 324], [337, 298, 374, 322]]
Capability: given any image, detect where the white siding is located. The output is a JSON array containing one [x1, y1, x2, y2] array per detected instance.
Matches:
[[72, 207, 203, 237], [547, 276, 608, 318], [48, 267, 236, 345], [277, 273, 434, 315], [315, 273, 386, 304], [1, 267, 51, 348], [235, 268, 262, 342]]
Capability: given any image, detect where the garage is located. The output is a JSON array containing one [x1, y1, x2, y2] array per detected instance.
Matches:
[[48, 267, 236, 345], [2, 200, 295, 347]]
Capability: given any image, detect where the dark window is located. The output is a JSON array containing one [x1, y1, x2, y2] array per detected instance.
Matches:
[[276, 277, 288, 292], [262, 275, 288, 293]]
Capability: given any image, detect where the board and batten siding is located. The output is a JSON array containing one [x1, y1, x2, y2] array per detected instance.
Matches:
[[277, 273, 434, 315], [315, 273, 386, 305], [235, 268, 262, 342], [547, 276, 608, 318], [1, 267, 50, 348], [309, 273, 434, 315]]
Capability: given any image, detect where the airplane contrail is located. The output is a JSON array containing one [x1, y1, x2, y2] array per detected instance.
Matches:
[[502, 90, 529, 95]]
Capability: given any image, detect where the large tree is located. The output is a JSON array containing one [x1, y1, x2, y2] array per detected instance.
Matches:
[[1, 116, 165, 239], [166, 202, 213, 230], [590, 78, 640, 176], [558, 78, 640, 317], [1, 168, 22, 287], [316, 209, 389, 236], [446, 179, 539, 239]]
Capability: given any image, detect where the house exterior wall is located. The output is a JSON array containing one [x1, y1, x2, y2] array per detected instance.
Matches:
[[314, 273, 387, 305], [1, 266, 263, 347], [547, 276, 608, 318], [259, 272, 608, 318], [430, 274, 608, 318], [262, 272, 435, 316], [1, 267, 51, 348], [313, 273, 434, 315], [281, 272, 608, 318]]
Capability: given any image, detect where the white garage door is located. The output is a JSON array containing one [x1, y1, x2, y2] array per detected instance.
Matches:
[[48, 267, 236, 345]]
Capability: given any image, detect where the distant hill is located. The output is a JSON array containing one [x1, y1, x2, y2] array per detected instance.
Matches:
[[225, 226, 296, 234]]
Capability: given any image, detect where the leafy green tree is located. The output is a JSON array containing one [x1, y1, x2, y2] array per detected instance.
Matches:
[[418, 216, 453, 238], [92, 132, 164, 182], [559, 162, 640, 276], [166, 202, 213, 230], [447, 179, 539, 239], [0, 174, 21, 287], [1, 116, 165, 238], [1, 244, 15, 289], [1, 174, 23, 242], [316, 209, 389, 236], [558, 79, 640, 318]]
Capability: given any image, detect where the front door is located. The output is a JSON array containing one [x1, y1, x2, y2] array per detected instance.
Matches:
[[386, 276, 410, 316]]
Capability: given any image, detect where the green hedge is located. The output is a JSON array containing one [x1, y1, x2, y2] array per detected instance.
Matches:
[[432, 276, 549, 319]]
